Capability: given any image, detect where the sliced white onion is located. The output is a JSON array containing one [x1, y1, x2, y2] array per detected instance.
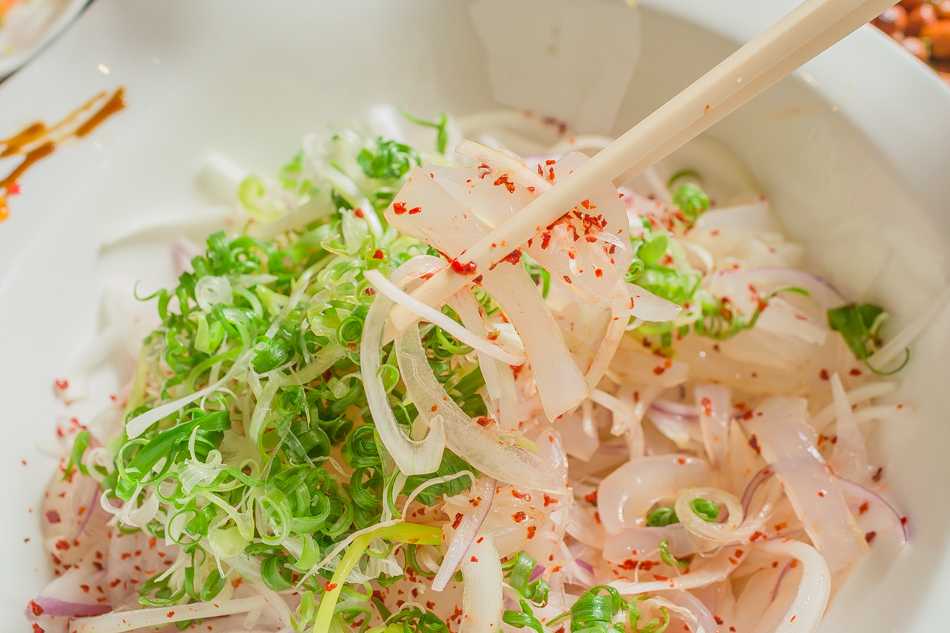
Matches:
[[751, 539, 831, 633], [433, 477, 497, 591], [867, 283, 950, 370], [361, 263, 446, 476], [396, 321, 565, 493], [694, 383, 731, 470], [589, 389, 637, 438], [674, 487, 764, 548], [459, 534, 503, 633], [365, 268, 526, 365], [597, 455, 711, 534], [584, 280, 633, 389], [835, 476, 908, 545], [829, 373, 868, 483], [609, 547, 743, 595], [742, 397, 868, 572], [626, 283, 683, 322], [810, 381, 898, 431], [69, 595, 270, 633], [602, 524, 697, 564]]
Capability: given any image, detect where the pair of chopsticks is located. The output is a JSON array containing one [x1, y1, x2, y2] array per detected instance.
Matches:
[[390, 0, 896, 330]]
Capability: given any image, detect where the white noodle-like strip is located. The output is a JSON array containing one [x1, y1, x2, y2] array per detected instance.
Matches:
[[364, 268, 527, 365]]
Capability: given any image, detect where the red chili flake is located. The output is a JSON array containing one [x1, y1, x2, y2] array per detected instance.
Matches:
[[703, 104, 710, 115], [749, 434, 761, 454], [789, 560, 799, 568], [476, 537, 483, 544], [452, 513, 463, 529], [548, 166, 556, 180], [54, 379, 69, 391], [476, 417, 492, 427], [527, 525, 537, 539], [750, 531, 766, 542], [817, 490, 826, 498], [324, 582, 338, 592], [584, 490, 598, 505], [408, 206, 422, 215], [545, 159, 556, 166], [714, 616, 724, 625], [593, 511, 601, 524], [354, 208, 365, 218], [562, 275, 572, 284], [511, 490, 531, 500], [78, 584, 90, 593], [450, 258, 477, 275], [543, 493, 557, 507], [502, 249, 522, 265], [370, 249, 385, 260], [653, 574, 669, 581], [872, 467, 884, 482], [54, 539, 70, 551], [46, 510, 61, 524], [493, 175, 516, 193], [865, 531, 877, 544], [901, 516, 908, 526], [167, 611, 176, 618], [426, 601, 436, 610], [28, 601, 44, 616], [858, 502, 870, 516], [790, 615, 797, 623], [849, 368, 863, 376], [676, 457, 686, 465], [700, 397, 713, 417], [109, 579, 121, 588], [819, 369, 830, 380], [652, 358, 672, 376], [429, 405, 438, 412], [32, 624, 44, 633], [470, 556, 479, 563], [512, 511, 527, 523], [540, 232, 552, 249], [527, 186, 535, 193]]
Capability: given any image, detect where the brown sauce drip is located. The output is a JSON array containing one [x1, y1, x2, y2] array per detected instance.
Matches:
[[0, 87, 127, 222]]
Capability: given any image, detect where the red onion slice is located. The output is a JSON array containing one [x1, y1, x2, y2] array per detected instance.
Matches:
[[31, 596, 112, 618], [432, 477, 497, 591], [835, 475, 908, 545], [740, 465, 776, 517]]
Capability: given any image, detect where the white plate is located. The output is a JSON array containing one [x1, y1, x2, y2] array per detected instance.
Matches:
[[0, 0, 89, 79], [2, 1, 949, 631]]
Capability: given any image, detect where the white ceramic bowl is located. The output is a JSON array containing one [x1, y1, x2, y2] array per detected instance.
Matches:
[[1, 1, 948, 631]]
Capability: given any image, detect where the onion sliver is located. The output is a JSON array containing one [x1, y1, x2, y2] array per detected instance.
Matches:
[[753, 539, 831, 633], [459, 534, 503, 633], [584, 280, 633, 389], [743, 397, 867, 572], [695, 383, 731, 469], [365, 268, 526, 365], [674, 487, 764, 548], [396, 322, 565, 493], [69, 595, 269, 633], [597, 454, 710, 534], [432, 477, 497, 591], [835, 476, 908, 545], [361, 263, 446, 476], [609, 546, 743, 595], [829, 373, 868, 483]]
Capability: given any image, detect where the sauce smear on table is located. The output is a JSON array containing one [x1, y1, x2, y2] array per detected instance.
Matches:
[[0, 87, 127, 222]]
